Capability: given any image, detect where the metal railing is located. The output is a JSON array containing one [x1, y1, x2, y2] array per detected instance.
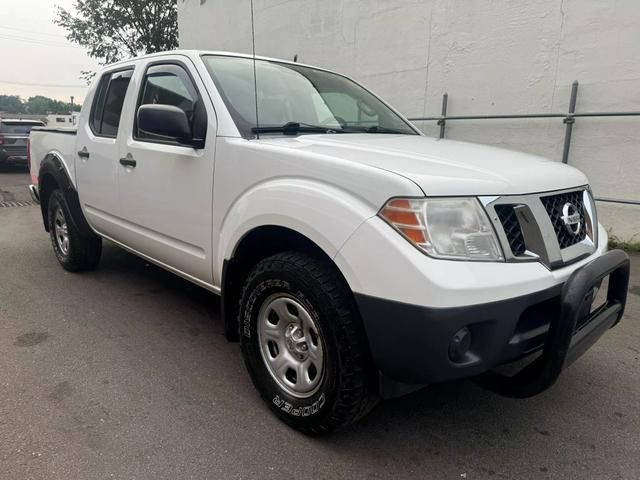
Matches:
[[407, 81, 640, 206]]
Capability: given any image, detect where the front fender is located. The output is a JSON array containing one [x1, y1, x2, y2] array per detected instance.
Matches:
[[215, 178, 377, 285]]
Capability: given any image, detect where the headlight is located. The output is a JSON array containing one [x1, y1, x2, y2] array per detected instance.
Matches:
[[379, 197, 504, 261]]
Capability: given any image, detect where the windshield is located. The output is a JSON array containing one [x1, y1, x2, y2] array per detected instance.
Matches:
[[0, 121, 44, 134], [203, 55, 417, 138]]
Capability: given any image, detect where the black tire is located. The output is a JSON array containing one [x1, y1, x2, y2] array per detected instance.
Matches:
[[239, 251, 375, 434], [47, 189, 102, 272]]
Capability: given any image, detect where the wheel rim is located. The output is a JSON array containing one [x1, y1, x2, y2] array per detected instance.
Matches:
[[257, 293, 325, 398], [54, 208, 70, 255]]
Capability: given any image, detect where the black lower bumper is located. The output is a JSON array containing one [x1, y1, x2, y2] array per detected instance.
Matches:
[[0, 149, 27, 164], [355, 249, 630, 397]]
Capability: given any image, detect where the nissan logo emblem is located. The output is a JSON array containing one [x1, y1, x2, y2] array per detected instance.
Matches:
[[561, 202, 581, 236]]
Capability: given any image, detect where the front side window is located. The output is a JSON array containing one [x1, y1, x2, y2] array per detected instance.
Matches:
[[135, 64, 206, 144], [90, 69, 133, 137], [203, 55, 417, 138]]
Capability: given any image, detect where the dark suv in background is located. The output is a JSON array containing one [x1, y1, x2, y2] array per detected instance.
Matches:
[[0, 119, 45, 168]]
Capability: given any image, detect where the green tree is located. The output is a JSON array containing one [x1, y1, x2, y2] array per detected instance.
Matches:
[[56, 0, 178, 82], [24, 96, 55, 115], [0, 95, 26, 114], [0, 95, 80, 114], [23, 96, 80, 115]]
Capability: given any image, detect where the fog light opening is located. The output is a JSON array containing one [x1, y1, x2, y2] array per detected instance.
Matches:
[[449, 327, 472, 363]]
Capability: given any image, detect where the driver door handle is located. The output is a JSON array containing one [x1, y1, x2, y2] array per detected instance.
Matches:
[[77, 148, 90, 159], [119, 156, 137, 168]]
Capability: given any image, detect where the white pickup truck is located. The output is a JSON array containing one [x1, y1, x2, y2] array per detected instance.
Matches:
[[29, 50, 630, 433]]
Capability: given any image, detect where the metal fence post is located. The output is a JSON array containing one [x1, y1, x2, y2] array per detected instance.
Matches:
[[561, 81, 579, 164], [437, 93, 448, 139]]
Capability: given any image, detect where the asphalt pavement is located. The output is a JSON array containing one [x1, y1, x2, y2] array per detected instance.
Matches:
[[1, 167, 639, 479]]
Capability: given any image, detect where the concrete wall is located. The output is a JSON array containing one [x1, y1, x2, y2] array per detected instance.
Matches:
[[178, 0, 640, 241]]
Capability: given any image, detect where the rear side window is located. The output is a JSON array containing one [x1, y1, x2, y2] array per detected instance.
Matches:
[[90, 69, 134, 137]]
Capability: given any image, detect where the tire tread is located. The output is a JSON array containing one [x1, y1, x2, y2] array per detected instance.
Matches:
[[48, 189, 101, 272], [240, 251, 375, 434]]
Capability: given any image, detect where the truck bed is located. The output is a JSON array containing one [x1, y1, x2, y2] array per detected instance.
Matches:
[[29, 127, 78, 186], [32, 127, 77, 135]]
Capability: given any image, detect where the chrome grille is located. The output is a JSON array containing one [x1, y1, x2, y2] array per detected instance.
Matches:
[[541, 190, 587, 249], [482, 186, 597, 269], [495, 204, 526, 256]]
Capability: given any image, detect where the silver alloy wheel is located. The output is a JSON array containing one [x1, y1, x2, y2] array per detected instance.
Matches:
[[54, 208, 70, 255], [257, 293, 325, 398]]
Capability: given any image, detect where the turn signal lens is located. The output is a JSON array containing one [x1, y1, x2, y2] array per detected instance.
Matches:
[[379, 198, 428, 248], [379, 197, 504, 261]]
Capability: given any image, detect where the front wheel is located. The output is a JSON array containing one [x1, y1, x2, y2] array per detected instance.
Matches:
[[239, 252, 375, 434], [47, 189, 102, 272]]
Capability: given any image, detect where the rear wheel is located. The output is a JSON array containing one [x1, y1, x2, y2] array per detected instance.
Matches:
[[239, 251, 374, 434], [47, 189, 102, 271]]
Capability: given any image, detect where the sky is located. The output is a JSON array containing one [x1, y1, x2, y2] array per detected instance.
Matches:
[[0, 0, 100, 103]]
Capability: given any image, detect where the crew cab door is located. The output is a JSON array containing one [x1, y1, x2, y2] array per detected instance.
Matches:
[[75, 67, 135, 234], [115, 58, 216, 285]]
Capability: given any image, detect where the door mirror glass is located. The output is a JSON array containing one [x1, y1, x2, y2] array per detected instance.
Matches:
[[137, 104, 193, 145]]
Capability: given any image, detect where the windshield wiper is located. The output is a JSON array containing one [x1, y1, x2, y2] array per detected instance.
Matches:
[[251, 122, 410, 136], [252, 122, 345, 135], [325, 124, 411, 134], [364, 126, 410, 134]]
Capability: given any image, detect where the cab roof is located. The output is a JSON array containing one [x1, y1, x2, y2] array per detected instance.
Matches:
[[104, 49, 340, 76]]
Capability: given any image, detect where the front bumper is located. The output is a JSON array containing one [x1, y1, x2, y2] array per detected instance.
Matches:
[[355, 249, 630, 397]]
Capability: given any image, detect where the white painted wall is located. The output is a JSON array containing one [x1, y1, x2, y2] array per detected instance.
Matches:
[[178, 0, 640, 241]]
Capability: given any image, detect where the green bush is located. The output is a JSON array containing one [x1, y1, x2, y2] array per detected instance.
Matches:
[[608, 232, 640, 253]]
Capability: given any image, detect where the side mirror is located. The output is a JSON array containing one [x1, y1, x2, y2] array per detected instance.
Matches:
[[137, 104, 194, 145]]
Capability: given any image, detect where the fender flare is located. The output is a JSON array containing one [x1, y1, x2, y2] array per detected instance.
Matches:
[[38, 153, 94, 236], [215, 178, 378, 285]]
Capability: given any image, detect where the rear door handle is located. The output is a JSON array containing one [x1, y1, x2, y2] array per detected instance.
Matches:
[[119, 157, 137, 168], [78, 149, 90, 159]]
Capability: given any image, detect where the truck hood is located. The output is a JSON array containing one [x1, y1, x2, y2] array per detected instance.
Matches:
[[258, 134, 588, 196]]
